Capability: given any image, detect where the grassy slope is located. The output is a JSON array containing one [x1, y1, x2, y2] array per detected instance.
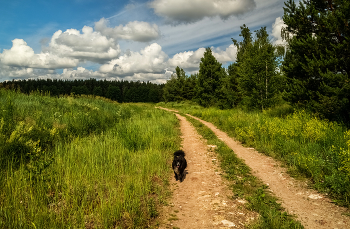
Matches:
[[0, 90, 181, 228]]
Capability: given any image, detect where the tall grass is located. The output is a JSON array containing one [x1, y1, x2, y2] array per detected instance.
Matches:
[[0, 90, 180, 228], [158, 102, 350, 207]]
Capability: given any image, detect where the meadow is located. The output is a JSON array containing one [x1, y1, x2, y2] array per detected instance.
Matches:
[[0, 90, 180, 228], [159, 102, 350, 208]]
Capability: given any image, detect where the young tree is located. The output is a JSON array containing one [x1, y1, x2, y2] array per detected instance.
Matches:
[[195, 48, 226, 107], [232, 25, 284, 110], [282, 0, 350, 122], [163, 66, 187, 102], [222, 63, 241, 108], [183, 73, 197, 101]]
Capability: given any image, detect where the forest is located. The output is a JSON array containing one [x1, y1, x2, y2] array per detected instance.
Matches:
[[0, 78, 164, 103], [163, 0, 350, 124]]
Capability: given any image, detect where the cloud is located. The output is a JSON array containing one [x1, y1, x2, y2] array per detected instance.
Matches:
[[149, 0, 256, 23], [95, 18, 160, 42], [212, 44, 237, 63], [272, 17, 287, 46], [0, 63, 65, 81], [168, 45, 237, 72], [0, 39, 79, 69], [99, 43, 168, 76], [0, 65, 35, 79], [0, 40, 238, 82], [60, 67, 107, 80], [168, 48, 205, 71], [100, 43, 237, 79], [123, 71, 173, 84], [47, 26, 121, 63]]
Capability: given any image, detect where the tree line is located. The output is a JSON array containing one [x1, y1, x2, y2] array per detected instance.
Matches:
[[0, 1, 348, 123], [164, 0, 350, 124], [0, 78, 164, 103], [163, 25, 285, 110]]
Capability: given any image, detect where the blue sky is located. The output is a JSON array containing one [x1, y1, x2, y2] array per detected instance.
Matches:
[[0, 0, 288, 83]]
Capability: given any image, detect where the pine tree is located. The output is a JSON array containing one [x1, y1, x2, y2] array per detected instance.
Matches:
[[282, 0, 350, 122]]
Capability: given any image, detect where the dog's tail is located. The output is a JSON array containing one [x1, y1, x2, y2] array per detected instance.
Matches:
[[174, 150, 185, 158]]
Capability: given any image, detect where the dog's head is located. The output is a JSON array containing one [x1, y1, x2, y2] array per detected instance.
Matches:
[[175, 160, 181, 168], [174, 156, 184, 168]]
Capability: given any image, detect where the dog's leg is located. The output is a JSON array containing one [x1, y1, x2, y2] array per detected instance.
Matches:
[[174, 172, 178, 181]]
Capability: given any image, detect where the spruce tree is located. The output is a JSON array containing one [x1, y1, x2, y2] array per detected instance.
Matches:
[[163, 66, 187, 102], [224, 63, 242, 108], [106, 85, 121, 102], [195, 48, 226, 107], [232, 25, 283, 110], [282, 0, 350, 122], [183, 74, 197, 100]]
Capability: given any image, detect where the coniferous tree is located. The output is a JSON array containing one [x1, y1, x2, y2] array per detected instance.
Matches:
[[93, 86, 103, 97], [183, 73, 197, 100], [174, 66, 186, 100], [106, 85, 121, 101], [233, 25, 284, 110], [282, 0, 350, 122], [163, 66, 187, 102], [163, 75, 177, 102], [195, 48, 226, 107], [222, 63, 241, 108]]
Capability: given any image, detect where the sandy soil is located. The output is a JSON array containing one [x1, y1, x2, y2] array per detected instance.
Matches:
[[157, 108, 258, 228]]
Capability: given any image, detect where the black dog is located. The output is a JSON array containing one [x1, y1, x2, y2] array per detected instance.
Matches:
[[172, 150, 187, 182]]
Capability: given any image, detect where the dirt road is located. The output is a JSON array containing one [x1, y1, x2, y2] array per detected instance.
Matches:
[[186, 114, 350, 229], [157, 107, 350, 228], [157, 110, 257, 228]]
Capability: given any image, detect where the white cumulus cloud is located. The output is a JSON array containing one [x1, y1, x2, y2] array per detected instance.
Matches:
[[95, 18, 160, 42], [168, 48, 205, 70], [272, 17, 287, 46], [123, 71, 173, 84], [168, 45, 237, 72], [0, 39, 79, 69], [99, 43, 168, 76], [60, 67, 107, 80], [212, 44, 237, 63], [149, 0, 256, 23], [47, 26, 121, 63]]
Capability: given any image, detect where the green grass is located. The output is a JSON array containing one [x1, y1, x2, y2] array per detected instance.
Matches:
[[185, 115, 303, 228], [158, 101, 350, 208], [0, 89, 181, 228]]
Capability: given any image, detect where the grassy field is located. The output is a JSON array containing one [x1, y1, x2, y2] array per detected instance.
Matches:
[[0, 90, 181, 228], [158, 102, 350, 208]]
